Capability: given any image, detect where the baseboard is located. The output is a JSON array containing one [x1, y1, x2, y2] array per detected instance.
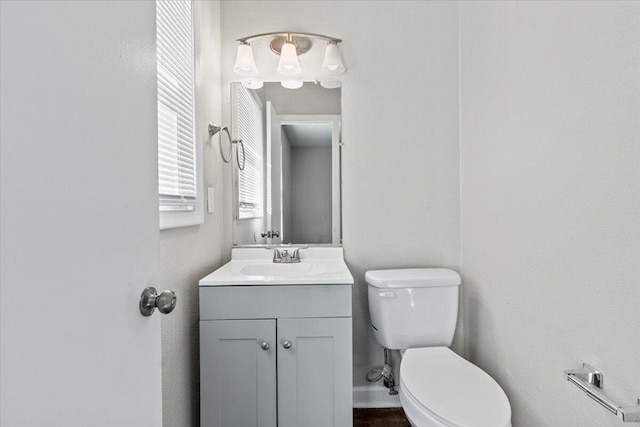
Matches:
[[353, 384, 402, 408]]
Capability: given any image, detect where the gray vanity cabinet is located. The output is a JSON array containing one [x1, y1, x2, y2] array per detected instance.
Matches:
[[200, 284, 353, 427], [276, 317, 352, 427], [200, 319, 277, 427]]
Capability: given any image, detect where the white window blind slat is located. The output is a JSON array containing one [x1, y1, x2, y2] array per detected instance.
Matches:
[[158, 16, 191, 46], [164, 0, 191, 26], [158, 167, 197, 179], [234, 85, 264, 218], [157, 139, 194, 159], [157, 29, 193, 59], [157, 53, 194, 86], [158, 2, 192, 51], [156, 77, 192, 103], [157, 75, 194, 123], [158, 146, 194, 162], [158, 157, 196, 170], [157, 0, 196, 210]]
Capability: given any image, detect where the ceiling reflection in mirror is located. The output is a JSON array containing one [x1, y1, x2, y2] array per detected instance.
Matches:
[[232, 82, 341, 247]]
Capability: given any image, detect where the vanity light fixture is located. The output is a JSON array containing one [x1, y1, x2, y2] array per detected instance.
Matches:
[[322, 41, 345, 74], [281, 79, 304, 89], [276, 36, 302, 76], [320, 80, 341, 89], [233, 42, 258, 76], [233, 31, 345, 89]]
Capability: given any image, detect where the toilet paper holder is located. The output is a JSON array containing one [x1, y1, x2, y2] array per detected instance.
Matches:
[[564, 363, 640, 422]]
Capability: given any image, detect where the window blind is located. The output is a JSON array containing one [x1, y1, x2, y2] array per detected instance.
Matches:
[[234, 85, 264, 218], [157, 0, 196, 211]]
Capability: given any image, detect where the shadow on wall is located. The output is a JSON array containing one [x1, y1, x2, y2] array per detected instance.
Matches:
[[464, 288, 549, 427], [349, 262, 384, 382], [465, 290, 497, 365]]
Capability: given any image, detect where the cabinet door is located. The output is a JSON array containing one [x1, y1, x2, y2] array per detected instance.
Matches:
[[277, 317, 353, 427], [200, 319, 276, 427]]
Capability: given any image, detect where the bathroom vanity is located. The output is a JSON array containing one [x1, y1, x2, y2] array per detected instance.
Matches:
[[199, 247, 354, 427]]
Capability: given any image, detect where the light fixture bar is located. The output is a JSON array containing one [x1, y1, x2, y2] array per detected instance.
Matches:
[[270, 35, 311, 56], [233, 31, 346, 88], [237, 31, 342, 45]]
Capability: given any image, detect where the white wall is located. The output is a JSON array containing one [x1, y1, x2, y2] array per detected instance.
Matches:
[[291, 146, 333, 243], [460, 2, 640, 426], [232, 213, 267, 244], [221, 0, 461, 390], [159, 2, 227, 427], [265, 83, 341, 115]]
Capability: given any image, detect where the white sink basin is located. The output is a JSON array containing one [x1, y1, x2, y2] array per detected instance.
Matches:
[[199, 247, 354, 286], [239, 262, 327, 277]]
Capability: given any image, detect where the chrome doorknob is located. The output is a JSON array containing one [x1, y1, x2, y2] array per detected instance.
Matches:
[[282, 340, 292, 349], [260, 341, 270, 351], [139, 287, 177, 316]]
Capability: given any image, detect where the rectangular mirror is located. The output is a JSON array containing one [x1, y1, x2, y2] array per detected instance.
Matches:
[[231, 82, 342, 246]]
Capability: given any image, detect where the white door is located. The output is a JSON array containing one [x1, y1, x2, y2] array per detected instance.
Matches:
[[277, 318, 353, 427], [266, 102, 283, 244], [1, 2, 163, 426], [200, 320, 277, 427]]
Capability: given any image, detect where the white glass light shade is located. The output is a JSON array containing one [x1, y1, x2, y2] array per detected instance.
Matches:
[[241, 78, 263, 90], [322, 42, 345, 75], [320, 80, 341, 89], [281, 79, 303, 89], [277, 42, 302, 76], [233, 43, 258, 76]]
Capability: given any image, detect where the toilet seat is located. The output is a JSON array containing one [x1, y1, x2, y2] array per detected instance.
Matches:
[[400, 347, 511, 427]]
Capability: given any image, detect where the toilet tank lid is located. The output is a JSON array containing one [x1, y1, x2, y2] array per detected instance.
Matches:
[[365, 268, 461, 288]]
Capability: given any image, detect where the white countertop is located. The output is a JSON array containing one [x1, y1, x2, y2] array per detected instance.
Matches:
[[199, 247, 354, 286]]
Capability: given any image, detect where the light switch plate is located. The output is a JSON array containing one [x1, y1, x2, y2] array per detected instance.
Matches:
[[207, 187, 214, 213]]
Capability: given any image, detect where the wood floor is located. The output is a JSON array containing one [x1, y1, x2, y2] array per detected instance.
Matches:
[[353, 408, 411, 426]]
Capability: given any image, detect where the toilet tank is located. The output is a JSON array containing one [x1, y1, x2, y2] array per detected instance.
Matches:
[[366, 268, 461, 350]]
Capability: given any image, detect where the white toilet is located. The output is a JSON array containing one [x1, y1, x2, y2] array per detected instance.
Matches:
[[366, 268, 512, 427]]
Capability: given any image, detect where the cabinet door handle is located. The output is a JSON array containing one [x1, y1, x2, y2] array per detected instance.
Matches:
[[282, 340, 292, 349], [260, 341, 270, 351]]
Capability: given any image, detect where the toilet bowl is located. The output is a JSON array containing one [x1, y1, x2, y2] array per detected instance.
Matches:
[[399, 347, 511, 427], [365, 268, 512, 427]]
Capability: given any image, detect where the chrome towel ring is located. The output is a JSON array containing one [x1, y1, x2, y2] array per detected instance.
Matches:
[[208, 122, 245, 170]]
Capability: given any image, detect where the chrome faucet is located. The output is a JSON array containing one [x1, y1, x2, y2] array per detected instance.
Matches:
[[272, 248, 301, 263]]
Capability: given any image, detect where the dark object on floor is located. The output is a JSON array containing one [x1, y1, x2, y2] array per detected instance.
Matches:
[[353, 407, 411, 426]]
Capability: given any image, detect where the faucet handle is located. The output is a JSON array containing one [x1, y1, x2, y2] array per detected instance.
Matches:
[[291, 248, 302, 262], [272, 248, 282, 262]]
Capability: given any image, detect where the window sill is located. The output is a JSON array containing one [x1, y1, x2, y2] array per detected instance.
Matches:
[[238, 206, 263, 220], [160, 208, 204, 230]]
